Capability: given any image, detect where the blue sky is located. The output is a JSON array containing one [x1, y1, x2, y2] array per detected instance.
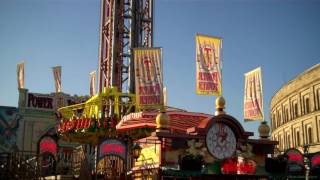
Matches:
[[1, 0, 320, 138]]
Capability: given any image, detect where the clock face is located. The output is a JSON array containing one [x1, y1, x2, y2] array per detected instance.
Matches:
[[206, 123, 237, 159]]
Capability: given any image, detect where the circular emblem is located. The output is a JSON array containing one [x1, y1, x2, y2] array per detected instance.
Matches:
[[206, 123, 237, 159]]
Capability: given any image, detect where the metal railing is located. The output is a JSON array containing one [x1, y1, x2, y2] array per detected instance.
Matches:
[[0, 148, 91, 179], [0, 151, 40, 180]]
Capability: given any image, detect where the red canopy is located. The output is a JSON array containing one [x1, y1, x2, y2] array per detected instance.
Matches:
[[116, 107, 212, 133]]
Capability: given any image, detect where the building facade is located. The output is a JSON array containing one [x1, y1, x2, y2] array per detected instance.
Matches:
[[0, 88, 88, 153], [18, 88, 89, 152], [270, 63, 320, 153]]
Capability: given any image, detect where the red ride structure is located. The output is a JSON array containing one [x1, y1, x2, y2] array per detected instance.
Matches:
[[58, 0, 154, 140], [56, 0, 155, 178], [98, 0, 153, 93]]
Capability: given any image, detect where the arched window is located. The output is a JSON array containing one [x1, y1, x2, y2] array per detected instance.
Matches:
[[287, 134, 291, 149], [283, 109, 287, 123], [277, 111, 282, 126], [296, 131, 300, 146], [307, 127, 313, 144], [272, 114, 276, 129], [294, 103, 298, 118], [305, 97, 310, 113], [317, 89, 320, 110]]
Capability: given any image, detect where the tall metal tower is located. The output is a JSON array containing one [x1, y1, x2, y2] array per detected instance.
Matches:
[[98, 0, 153, 94], [55, 1, 154, 177], [57, 0, 154, 142]]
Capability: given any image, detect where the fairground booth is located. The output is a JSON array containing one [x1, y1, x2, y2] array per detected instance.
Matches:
[[56, 95, 279, 179], [120, 97, 277, 179]]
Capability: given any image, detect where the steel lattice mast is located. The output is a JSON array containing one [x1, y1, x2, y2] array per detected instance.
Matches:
[[98, 0, 153, 94], [57, 0, 154, 144]]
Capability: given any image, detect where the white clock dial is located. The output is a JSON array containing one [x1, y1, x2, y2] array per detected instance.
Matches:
[[206, 123, 237, 159]]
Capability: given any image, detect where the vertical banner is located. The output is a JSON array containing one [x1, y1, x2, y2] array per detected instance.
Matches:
[[52, 66, 62, 93], [163, 86, 167, 106], [244, 67, 264, 121], [133, 48, 163, 109], [17, 61, 25, 89], [196, 34, 222, 96], [89, 71, 96, 96]]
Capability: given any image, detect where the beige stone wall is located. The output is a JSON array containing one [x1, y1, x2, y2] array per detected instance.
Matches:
[[16, 89, 88, 152], [270, 64, 320, 153]]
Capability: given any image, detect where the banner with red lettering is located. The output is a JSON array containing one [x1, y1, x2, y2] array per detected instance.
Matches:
[[17, 61, 25, 89], [133, 48, 163, 109], [89, 70, 96, 96], [52, 66, 62, 93], [244, 67, 264, 121], [196, 34, 222, 96]]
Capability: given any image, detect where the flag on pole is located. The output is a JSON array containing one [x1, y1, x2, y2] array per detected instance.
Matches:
[[163, 86, 167, 106], [244, 67, 264, 121], [133, 48, 163, 109], [195, 34, 222, 96], [17, 61, 25, 89], [52, 66, 62, 93], [89, 70, 96, 96]]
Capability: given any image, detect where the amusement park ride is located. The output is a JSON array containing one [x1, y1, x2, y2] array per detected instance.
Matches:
[[1, 0, 320, 178], [57, 0, 154, 144], [5, 0, 309, 179], [56, 0, 156, 178], [52, 0, 280, 179]]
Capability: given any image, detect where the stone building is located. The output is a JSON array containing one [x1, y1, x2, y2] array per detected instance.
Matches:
[[270, 63, 320, 153], [0, 88, 88, 153], [16, 88, 88, 152]]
